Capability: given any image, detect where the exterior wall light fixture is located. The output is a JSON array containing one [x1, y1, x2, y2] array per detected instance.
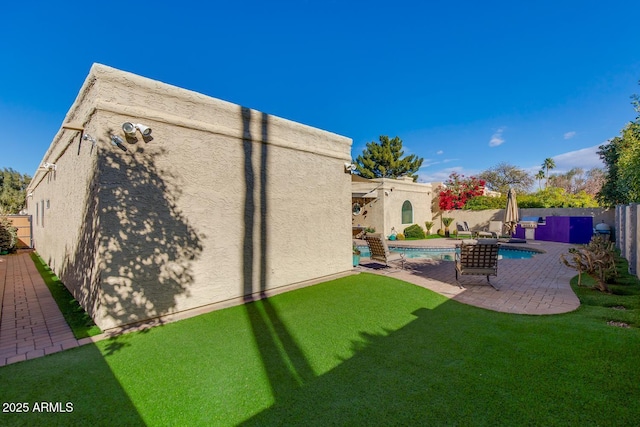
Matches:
[[110, 135, 128, 152], [122, 122, 152, 137], [122, 122, 137, 137], [344, 163, 357, 174], [83, 133, 97, 148], [135, 123, 152, 136]]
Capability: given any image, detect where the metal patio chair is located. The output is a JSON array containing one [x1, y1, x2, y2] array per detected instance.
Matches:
[[455, 239, 500, 290], [364, 233, 405, 269]]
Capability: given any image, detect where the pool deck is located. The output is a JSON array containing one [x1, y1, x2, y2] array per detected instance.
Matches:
[[355, 237, 580, 315], [0, 238, 581, 367]]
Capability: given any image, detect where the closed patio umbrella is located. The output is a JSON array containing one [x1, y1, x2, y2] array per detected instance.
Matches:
[[504, 188, 519, 235]]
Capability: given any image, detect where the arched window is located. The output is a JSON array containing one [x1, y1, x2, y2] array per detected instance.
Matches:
[[401, 200, 413, 224]]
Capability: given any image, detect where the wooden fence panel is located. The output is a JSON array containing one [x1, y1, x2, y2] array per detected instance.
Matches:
[[4, 215, 32, 248]]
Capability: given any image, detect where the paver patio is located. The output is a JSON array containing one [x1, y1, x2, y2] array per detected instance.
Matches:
[[355, 238, 580, 315]]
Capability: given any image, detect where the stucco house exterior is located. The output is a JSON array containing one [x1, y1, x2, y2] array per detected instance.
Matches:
[[26, 64, 353, 330], [352, 175, 432, 238]]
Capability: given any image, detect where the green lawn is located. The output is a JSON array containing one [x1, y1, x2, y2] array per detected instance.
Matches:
[[1, 273, 639, 426], [29, 252, 101, 338]]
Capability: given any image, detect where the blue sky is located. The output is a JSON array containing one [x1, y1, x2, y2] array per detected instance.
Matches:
[[1, 1, 639, 185]]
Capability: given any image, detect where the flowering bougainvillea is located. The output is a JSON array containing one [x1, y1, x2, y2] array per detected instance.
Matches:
[[438, 172, 486, 211]]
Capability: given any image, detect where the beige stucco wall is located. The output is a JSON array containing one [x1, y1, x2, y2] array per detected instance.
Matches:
[[352, 176, 432, 237], [27, 64, 352, 330]]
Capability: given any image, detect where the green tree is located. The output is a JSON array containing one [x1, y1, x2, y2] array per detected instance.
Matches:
[[597, 136, 629, 206], [541, 158, 556, 188], [354, 135, 423, 181], [535, 170, 545, 191], [478, 162, 533, 195], [617, 121, 640, 202], [597, 85, 640, 206], [518, 187, 598, 208], [0, 168, 31, 214]]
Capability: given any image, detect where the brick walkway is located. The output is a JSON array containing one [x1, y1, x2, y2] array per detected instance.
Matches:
[[0, 251, 91, 367], [0, 239, 581, 367]]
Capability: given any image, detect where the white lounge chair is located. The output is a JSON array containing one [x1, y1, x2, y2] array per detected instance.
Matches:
[[456, 222, 473, 239], [488, 221, 504, 238]]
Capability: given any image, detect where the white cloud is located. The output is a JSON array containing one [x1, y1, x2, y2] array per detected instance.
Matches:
[[489, 127, 505, 147], [418, 167, 463, 184], [418, 166, 483, 184], [420, 159, 439, 168], [436, 150, 444, 155], [564, 131, 577, 140], [552, 144, 604, 172], [420, 157, 458, 168]]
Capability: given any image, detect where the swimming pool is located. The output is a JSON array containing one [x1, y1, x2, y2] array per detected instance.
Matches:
[[356, 245, 539, 261]]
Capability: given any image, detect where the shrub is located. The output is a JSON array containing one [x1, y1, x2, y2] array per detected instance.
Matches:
[[560, 235, 617, 292], [0, 217, 17, 252], [464, 195, 507, 210], [403, 224, 426, 239], [424, 221, 434, 235], [352, 242, 361, 255]]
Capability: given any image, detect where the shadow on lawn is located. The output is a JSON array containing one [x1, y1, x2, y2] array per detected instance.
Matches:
[[238, 300, 635, 426], [240, 106, 315, 400], [238, 306, 462, 426], [0, 344, 146, 426]]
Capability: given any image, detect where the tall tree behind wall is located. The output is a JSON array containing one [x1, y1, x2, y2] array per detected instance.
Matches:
[[0, 168, 31, 214], [597, 83, 640, 206], [353, 135, 423, 182]]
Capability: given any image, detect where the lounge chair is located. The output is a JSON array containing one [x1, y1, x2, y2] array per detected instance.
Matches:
[[456, 222, 473, 239], [455, 239, 500, 290], [488, 221, 504, 238], [463, 221, 493, 238], [364, 233, 405, 269], [352, 226, 366, 239], [456, 221, 493, 239]]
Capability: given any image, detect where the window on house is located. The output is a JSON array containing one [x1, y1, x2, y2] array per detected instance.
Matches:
[[35, 202, 39, 226], [402, 200, 413, 224], [41, 200, 45, 227]]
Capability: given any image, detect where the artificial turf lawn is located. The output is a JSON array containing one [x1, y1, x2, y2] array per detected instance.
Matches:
[[28, 252, 101, 338], [1, 273, 639, 426]]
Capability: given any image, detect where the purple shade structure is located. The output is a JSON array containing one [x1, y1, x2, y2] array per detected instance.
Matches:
[[514, 216, 593, 244]]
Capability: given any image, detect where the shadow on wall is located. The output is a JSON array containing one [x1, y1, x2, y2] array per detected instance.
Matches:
[[240, 107, 315, 401], [61, 131, 203, 330]]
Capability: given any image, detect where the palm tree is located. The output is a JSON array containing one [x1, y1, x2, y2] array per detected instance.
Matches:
[[542, 158, 556, 188], [535, 170, 545, 190]]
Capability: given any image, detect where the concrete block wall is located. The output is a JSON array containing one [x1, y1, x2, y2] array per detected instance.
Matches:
[[616, 204, 639, 277]]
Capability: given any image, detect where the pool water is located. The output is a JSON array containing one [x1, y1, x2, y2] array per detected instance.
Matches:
[[356, 246, 538, 261]]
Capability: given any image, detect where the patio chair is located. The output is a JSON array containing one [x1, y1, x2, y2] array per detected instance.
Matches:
[[364, 233, 405, 269], [455, 239, 500, 290], [463, 221, 493, 238], [488, 221, 504, 238], [456, 222, 473, 239]]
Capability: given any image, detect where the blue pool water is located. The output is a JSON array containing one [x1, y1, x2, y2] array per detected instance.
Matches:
[[357, 246, 538, 261]]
